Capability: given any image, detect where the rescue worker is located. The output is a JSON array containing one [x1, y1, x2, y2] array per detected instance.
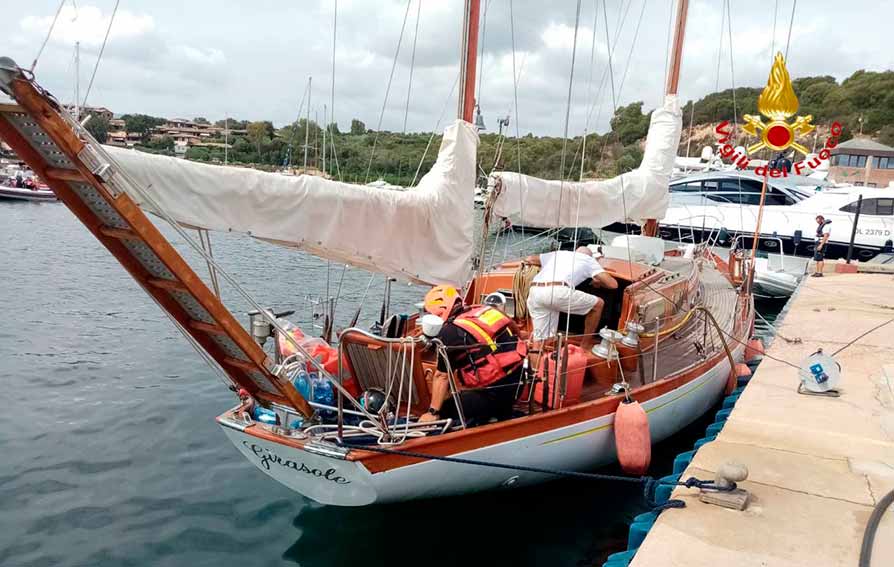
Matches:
[[418, 285, 526, 425], [524, 246, 618, 346], [812, 215, 832, 277]]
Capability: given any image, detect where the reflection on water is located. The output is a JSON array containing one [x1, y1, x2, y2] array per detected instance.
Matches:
[[0, 202, 782, 566]]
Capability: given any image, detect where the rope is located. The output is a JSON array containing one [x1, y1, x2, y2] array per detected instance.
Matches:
[[365, 0, 413, 184], [30, 0, 67, 73], [831, 318, 894, 357], [512, 263, 540, 319], [339, 442, 734, 509], [81, 0, 120, 109]]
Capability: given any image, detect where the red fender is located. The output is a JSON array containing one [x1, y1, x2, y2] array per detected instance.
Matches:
[[614, 400, 651, 475]]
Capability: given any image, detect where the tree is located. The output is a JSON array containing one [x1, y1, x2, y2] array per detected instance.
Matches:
[[194, 117, 210, 125], [350, 118, 366, 135], [609, 102, 650, 146], [121, 113, 166, 141], [85, 114, 109, 143], [246, 121, 272, 161], [328, 122, 341, 135]]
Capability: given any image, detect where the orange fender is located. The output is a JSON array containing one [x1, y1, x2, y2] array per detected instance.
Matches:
[[745, 338, 764, 361], [614, 400, 651, 475]]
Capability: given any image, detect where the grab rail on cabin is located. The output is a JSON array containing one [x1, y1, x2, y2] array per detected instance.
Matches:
[[0, 58, 313, 417]]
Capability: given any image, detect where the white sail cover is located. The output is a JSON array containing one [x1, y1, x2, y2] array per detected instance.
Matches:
[[106, 120, 478, 286], [492, 95, 682, 228]]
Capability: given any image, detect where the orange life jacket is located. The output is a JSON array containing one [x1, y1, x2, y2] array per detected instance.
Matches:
[[451, 306, 527, 387]]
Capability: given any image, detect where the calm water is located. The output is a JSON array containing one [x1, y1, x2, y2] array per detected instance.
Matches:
[[0, 202, 781, 567]]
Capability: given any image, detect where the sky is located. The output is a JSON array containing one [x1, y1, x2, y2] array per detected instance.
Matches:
[[2, 0, 892, 137]]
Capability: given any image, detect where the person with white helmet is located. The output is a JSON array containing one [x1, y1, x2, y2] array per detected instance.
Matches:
[[418, 285, 526, 425]]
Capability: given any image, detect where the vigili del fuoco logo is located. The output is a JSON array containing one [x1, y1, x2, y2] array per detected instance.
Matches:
[[715, 52, 842, 177]]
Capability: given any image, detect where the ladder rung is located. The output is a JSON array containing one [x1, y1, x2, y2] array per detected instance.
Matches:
[[147, 277, 188, 292], [44, 167, 86, 182], [222, 357, 258, 372], [99, 226, 141, 240], [189, 320, 225, 335]]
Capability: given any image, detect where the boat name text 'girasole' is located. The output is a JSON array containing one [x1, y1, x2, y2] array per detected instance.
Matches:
[[242, 441, 351, 484]]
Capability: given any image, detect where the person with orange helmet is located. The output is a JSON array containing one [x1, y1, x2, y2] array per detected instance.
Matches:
[[419, 285, 526, 425]]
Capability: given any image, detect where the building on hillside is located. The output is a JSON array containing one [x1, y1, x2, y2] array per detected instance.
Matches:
[[829, 138, 894, 188]]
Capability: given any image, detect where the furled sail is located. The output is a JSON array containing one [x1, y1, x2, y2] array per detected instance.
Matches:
[[492, 95, 682, 228], [106, 120, 478, 286]]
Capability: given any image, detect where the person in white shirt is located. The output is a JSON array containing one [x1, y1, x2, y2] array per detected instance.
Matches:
[[524, 247, 618, 345]]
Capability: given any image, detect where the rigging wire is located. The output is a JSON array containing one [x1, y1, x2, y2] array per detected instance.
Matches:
[[770, 0, 779, 57], [30, 0, 67, 73], [410, 70, 461, 187], [475, 0, 492, 110], [509, 0, 526, 239], [784, 0, 798, 62], [401, 0, 422, 135], [579, 0, 600, 181], [81, 0, 120, 109], [365, 0, 414, 184], [328, 0, 343, 181]]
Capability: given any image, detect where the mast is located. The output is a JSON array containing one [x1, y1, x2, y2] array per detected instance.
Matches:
[[457, 0, 481, 123], [664, 0, 688, 96], [642, 0, 688, 237]]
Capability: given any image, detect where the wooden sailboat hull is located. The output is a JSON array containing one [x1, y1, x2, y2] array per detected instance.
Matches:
[[217, 340, 743, 506]]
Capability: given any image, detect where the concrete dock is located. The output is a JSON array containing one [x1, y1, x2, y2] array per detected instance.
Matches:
[[631, 271, 894, 566]]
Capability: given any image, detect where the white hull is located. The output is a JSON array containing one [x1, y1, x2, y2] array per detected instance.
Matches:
[[219, 343, 742, 506], [0, 186, 57, 201]]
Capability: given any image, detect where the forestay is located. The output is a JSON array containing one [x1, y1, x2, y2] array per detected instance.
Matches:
[[106, 120, 478, 286], [492, 95, 682, 228]]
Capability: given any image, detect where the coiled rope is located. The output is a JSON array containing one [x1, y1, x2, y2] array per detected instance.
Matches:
[[512, 263, 540, 320]]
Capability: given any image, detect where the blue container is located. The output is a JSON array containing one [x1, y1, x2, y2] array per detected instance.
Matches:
[[694, 434, 716, 450], [706, 422, 724, 436], [310, 373, 335, 406], [253, 407, 279, 425], [605, 549, 637, 565], [627, 521, 651, 550], [722, 393, 740, 409], [715, 408, 733, 422], [633, 511, 658, 525], [672, 450, 695, 474], [292, 369, 311, 400], [653, 473, 680, 505]]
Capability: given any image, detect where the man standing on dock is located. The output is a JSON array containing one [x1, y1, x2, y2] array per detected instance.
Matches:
[[812, 215, 832, 277]]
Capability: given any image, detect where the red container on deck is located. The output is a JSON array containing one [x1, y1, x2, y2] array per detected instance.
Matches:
[[534, 344, 587, 408]]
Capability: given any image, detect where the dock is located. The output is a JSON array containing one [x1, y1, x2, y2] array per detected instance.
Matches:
[[631, 270, 894, 566]]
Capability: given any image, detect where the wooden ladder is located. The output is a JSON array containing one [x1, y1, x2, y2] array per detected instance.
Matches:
[[0, 65, 312, 416]]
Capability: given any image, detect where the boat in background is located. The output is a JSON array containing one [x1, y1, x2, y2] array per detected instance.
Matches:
[[0, 167, 56, 202]]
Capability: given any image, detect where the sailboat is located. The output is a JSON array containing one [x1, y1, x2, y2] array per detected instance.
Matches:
[[0, 0, 755, 506]]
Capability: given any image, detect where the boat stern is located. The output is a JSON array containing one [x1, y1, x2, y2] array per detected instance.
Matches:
[[216, 408, 378, 506]]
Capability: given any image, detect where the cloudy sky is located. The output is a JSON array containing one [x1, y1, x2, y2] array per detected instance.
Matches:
[[2, 0, 891, 136]]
